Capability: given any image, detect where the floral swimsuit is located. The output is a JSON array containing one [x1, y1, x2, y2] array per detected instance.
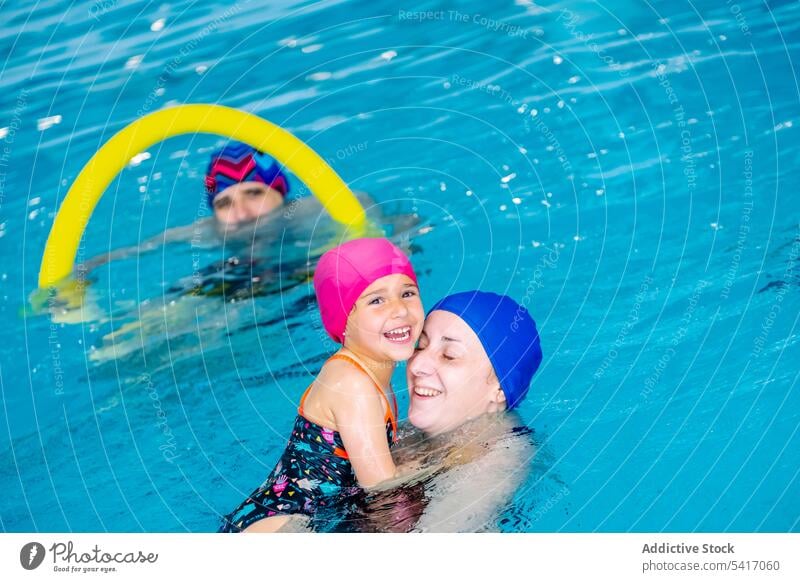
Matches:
[[219, 354, 398, 532]]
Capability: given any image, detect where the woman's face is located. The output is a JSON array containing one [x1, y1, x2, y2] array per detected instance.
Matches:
[[344, 274, 424, 362], [406, 310, 506, 435], [212, 181, 284, 225]]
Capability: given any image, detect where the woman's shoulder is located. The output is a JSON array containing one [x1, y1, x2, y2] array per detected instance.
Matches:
[[442, 414, 535, 466]]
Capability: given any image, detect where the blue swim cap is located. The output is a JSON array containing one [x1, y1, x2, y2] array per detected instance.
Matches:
[[429, 291, 543, 409]]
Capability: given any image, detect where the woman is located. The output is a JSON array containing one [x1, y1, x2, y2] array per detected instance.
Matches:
[[328, 290, 543, 532], [407, 290, 542, 433]]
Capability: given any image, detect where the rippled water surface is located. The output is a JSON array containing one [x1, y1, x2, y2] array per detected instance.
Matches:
[[1, 0, 798, 531]]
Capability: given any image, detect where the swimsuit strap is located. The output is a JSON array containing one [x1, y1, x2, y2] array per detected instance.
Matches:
[[298, 353, 398, 441], [297, 384, 313, 417]]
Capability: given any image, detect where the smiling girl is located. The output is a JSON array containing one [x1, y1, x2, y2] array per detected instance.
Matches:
[[219, 238, 424, 533]]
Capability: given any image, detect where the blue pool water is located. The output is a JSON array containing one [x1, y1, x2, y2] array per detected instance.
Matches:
[[1, 0, 798, 532]]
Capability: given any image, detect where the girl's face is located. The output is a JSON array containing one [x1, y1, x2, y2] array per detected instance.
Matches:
[[344, 274, 424, 362], [406, 310, 506, 436]]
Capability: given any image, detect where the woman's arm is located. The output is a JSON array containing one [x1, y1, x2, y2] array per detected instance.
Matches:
[[78, 220, 211, 274], [411, 433, 534, 532]]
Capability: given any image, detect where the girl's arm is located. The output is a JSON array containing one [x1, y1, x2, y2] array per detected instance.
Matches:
[[329, 374, 398, 488]]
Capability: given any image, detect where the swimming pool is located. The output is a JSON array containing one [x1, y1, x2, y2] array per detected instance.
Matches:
[[1, 0, 798, 532]]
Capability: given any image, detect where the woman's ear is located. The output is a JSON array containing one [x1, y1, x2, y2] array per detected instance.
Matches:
[[486, 368, 506, 408], [486, 367, 501, 390], [487, 385, 506, 413]]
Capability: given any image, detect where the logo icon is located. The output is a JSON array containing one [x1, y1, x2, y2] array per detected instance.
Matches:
[[20, 542, 46, 570]]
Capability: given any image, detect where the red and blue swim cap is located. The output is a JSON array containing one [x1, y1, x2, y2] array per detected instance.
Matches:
[[204, 142, 290, 206], [429, 291, 542, 409]]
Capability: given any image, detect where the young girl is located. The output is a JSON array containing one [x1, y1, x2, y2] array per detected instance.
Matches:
[[219, 238, 424, 532]]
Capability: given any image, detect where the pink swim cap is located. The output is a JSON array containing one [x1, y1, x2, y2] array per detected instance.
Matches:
[[313, 238, 418, 343]]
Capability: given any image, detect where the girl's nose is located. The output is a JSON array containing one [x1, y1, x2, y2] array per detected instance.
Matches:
[[390, 296, 410, 318]]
